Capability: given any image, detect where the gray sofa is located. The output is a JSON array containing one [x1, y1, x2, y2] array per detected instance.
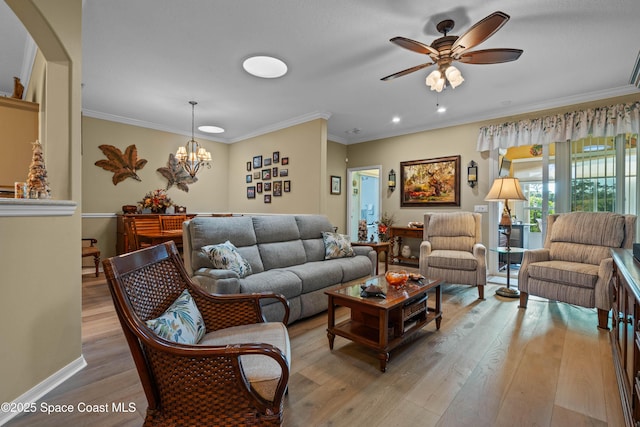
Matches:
[[183, 214, 375, 323]]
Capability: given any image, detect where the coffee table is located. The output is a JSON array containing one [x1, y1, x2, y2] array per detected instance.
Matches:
[[325, 274, 442, 372]]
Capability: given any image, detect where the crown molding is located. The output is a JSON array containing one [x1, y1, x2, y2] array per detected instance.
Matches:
[[226, 111, 332, 143], [0, 199, 77, 216]]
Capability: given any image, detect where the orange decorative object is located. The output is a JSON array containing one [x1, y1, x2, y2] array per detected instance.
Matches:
[[385, 270, 409, 289]]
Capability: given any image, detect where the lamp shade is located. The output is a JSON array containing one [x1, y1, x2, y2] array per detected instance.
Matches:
[[485, 177, 527, 202]]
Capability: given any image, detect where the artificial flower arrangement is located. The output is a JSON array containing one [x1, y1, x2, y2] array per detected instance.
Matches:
[[138, 189, 173, 213], [376, 211, 396, 242]]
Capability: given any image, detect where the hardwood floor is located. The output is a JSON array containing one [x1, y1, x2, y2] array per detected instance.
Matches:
[[7, 267, 625, 427]]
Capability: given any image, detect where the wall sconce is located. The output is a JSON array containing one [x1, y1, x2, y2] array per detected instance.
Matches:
[[388, 169, 396, 191], [467, 161, 478, 188]]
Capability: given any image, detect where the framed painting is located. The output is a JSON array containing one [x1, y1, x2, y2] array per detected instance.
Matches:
[[284, 180, 290, 192], [400, 155, 460, 207], [330, 175, 341, 195], [247, 186, 256, 199], [273, 180, 282, 196], [253, 155, 262, 169]]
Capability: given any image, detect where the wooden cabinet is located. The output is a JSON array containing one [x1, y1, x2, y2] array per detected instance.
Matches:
[[611, 248, 640, 427], [116, 213, 196, 254], [389, 226, 423, 266]]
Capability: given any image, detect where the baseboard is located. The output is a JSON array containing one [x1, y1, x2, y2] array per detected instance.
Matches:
[[0, 356, 87, 426]]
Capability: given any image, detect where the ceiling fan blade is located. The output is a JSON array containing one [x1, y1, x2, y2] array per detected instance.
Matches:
[[458, 48, 523, 64], [381, 62, 434, 81], [390, 36, 439, 57], [451, 11, 510, 54]]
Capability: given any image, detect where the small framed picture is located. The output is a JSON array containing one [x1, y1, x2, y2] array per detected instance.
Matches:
[[282, 157, 289, 165], [246, 174, 252, 183], [253, 171, 260, 179], [330, 175, 341, 195], [284, 180, 291, 192], [273, 181, 282, 196], [264, 194, 271, 203], [257, 182, 263, 193], [264, 157, 272, 166], [246, 161, 252, 171], [247, 186, 256, 199], [272, 167, 278, 177], [280, 168, 288, 177], [273, 151, 280, 163], [262, 169, 271, 180], [253, 155, 262, 169], [264, 182, 272, 192]]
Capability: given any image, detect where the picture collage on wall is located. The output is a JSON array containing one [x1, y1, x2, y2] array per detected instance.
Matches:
[[246, 151, 291, 203]]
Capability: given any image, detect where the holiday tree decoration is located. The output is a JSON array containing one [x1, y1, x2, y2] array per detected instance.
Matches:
[[27, 140, 51, 199]]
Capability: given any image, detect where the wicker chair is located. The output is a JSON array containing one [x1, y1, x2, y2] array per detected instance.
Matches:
[[160, 214, 187, 231], [103, 241, 291, 426], [81, 238, 101, 277]]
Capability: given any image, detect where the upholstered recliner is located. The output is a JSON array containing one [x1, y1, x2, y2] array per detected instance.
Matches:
[[518, 212, 636, 329], [419, 212, 487, 299]]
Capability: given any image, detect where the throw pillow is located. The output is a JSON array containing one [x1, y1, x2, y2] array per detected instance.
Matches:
[[322, 231, 355, 259], [146, 289, 205, 344], [201, 240, 252, 278]]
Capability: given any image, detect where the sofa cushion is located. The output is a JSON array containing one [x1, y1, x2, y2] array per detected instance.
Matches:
[[145, 289, 205, 344], [200, 322, 290, 401], [259, 240, 307, 270], [548, 242, 611, 266], [287, 261, 344, 293], [428, 250, 478, 271], [253, 215, 301, 244], [322, 232, 355, 259], [528, 260, 599, 289], [239, 269, 302, 299], [202, 241, 253, 278], [331, 255, 374, 282], [296, 215, 335, 261], [188, 216, 258, 271]]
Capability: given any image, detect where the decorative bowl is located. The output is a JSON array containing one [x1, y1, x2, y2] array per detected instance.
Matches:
[[385, 270, 409, 289]]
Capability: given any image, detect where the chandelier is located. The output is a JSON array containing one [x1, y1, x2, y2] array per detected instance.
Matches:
[[175, 101, 212, 177]]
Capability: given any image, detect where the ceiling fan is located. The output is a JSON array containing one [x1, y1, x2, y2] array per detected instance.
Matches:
[[381, 11, 523, 92]]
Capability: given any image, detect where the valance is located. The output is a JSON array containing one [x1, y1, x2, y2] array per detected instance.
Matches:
[[477, 101, 640, 152]]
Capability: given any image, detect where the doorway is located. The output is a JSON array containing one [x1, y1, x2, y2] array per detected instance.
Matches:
[[347, 166, 381, 242]]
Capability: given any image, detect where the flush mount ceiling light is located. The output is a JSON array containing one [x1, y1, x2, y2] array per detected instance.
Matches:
[[198, 125, 225, 134], [392, 116, 401, 123], [243, 55, 288, 78]]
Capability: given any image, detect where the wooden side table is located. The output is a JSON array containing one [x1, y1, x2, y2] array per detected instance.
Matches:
[[352, 241, 391, 274], [389, 226, 423, 266]]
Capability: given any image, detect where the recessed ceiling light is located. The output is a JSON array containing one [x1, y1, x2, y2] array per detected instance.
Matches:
[[392, 116, 401, 124], [198, 125, 225, 134], [436, 104, 447, 113], [243, 56, 288, 78]]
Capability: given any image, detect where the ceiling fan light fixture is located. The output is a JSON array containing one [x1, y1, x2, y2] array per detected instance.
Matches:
[[445, 65, 464, 88], [426, 69, 445, 92]]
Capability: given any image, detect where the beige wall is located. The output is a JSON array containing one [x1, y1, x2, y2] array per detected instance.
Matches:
[[327, 140, 348, 232], [82, 117, 230, 213], [228, 118, 328, 215], [1, 0, 82, 405]]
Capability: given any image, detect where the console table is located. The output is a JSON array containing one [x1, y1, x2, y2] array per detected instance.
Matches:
[[611, 248, 640, 427], [389, 226, 423, 266], [116, 213, 196, 254]]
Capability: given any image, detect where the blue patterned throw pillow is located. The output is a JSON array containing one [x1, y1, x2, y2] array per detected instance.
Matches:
[[146, 289, 205, 344], [201, 240, 252, 278], [322, 231, 355, 259]]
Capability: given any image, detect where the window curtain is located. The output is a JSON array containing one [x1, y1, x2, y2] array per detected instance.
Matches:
[[476, 101, 640, 151]]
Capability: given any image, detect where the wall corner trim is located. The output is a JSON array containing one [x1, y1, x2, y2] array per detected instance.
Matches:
[[0, 355, 87, 425], [0, 199, 77, 216]]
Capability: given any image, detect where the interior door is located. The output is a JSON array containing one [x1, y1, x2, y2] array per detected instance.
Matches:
[[347, 167, 381, 242]]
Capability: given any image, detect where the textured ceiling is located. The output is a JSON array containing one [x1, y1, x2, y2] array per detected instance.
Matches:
[[2, 1, 640, 144]]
